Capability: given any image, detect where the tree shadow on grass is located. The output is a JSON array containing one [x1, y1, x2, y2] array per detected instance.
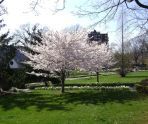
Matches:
[[61, 89, 144, 105], [0, 89, 146, 111], [0, 92, 70, 111]]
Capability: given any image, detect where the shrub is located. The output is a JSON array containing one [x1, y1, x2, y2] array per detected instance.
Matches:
[[10, 69, 28, 89], [64, 82, 135, 87], [49, 77, 61, 86], [135, 79, 148, 94], [118, 69, 128, 77], [0, 68, 28, 90], [140, 79, 148, 86], [0, 69, 13, 90]]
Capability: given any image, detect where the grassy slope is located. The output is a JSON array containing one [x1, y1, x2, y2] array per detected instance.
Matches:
[[66, 71, 148, 84], [0, 89, 148, 124]]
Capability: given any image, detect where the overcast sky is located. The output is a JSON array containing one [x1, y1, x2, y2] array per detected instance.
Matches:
[[2, 0, 147, 44]]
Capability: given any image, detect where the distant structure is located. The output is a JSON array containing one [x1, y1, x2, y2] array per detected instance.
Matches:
[[88, 30, 108, 44], [9, 50, 28, 69]]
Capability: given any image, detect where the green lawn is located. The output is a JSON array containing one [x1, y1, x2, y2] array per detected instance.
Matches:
[[0, 89, 148, 124], [66, 71, 148, 84]]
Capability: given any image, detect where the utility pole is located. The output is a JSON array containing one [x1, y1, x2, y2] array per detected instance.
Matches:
[[121, 6, 126, 77]]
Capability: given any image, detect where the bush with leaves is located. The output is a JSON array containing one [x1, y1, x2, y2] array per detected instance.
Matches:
[[135, 79, 148, 94]]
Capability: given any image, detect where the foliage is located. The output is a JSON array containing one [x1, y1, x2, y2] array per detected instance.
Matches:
[[22, 29, 113, 92], [114, 51, 133, 71], [136, 84, 148, 94], [49, 77, 61, 85], [64, 82, 135, 87], [0, 20, 15, 90], [113, 32, 148, 74], [14, 23, 47, 46], [0, 69, 12, 90], [0, 31, 13, 45], [118, 68, 128, 77], [0, 46, 28, 90], [136, 79, 148, 94], [140, 79, 148, 86], [0, 20, 14, 68], [0, 69, 28, 90], [10, 69, 28, 89]]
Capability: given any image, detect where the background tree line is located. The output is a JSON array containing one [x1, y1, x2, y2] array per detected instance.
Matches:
[[113, 31, 148, 72]]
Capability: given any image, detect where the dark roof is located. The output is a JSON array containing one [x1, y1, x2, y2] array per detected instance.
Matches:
[[13, 50, 28, 63]]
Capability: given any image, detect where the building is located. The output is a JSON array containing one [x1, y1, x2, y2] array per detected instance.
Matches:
[[9, 49, 28, 69], [88, 30, 109, 44]]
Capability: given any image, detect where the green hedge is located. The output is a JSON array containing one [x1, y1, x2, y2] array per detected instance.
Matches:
[[135, 84, 148, 94], [63, 82, 135, 87], [135, 79, 148, 94]]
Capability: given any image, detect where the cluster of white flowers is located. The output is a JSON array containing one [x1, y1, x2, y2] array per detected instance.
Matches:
[[22, 29, 113, 73], [35, 85, 130, 90], [22, 28, 114, 93]]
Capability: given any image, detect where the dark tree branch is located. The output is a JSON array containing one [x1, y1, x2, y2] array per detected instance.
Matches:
[[125, 1, 136, 10], [135, 0, 148, 9], [32, 0, 40, 10], [27, 0, 147, 33], [0, 0, 4, 4], [90, 7, 114, 27], [77, 0, 125, 16]]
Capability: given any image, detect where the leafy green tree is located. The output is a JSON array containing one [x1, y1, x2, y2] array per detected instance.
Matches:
[[0, 21, 15, 90]]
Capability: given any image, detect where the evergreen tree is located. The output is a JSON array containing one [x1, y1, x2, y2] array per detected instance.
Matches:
[[0, 20, 15, 90]]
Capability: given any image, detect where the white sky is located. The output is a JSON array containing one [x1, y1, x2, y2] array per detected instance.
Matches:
[[3, 0, 93, 31], [2, 0, 145, 44]]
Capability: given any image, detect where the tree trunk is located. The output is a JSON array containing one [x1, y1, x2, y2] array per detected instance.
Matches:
[[96, 71, 99, 83], [61, 69, 65, 93], [120, 68, 126, 77]]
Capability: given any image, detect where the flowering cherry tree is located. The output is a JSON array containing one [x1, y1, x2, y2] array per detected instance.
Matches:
[[22, 29, 113, 93], [22, 29, 87, 92], [80, 43, 113, 82]]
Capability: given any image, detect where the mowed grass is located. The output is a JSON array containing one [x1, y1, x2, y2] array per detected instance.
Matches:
[[0, 89, 148, 124], [66, 71, 148, 84]]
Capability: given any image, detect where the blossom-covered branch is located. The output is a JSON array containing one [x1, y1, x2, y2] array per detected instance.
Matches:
[[22, 29, 113, 92]]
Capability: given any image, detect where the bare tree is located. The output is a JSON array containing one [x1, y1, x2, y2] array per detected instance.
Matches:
[[29, 0, 66, 14], [76, 0, 148, 31], [130, 39, 141, 64], [129, 32, 148, 66], [29, 0, 148, 12], [28, 0, 147, 33]]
